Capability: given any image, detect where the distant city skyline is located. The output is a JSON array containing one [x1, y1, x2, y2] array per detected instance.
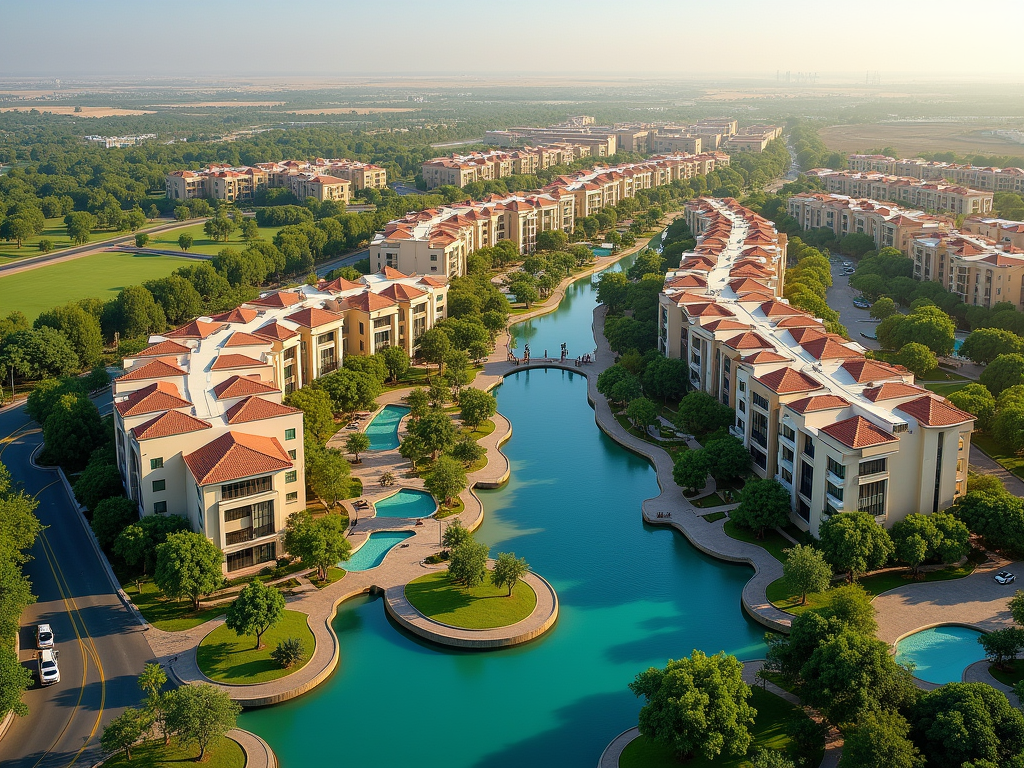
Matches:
[[2, 0, 1022, 80]]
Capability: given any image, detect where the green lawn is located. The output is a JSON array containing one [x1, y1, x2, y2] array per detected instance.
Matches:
[[766, 562, 978, 615], [197, 609, 315, 684], [972, 433, 1024, 480], [723, 519, 792, 563], [405, 570, 537, 629], [921, 379, 972, 398], [691, 493, 727, 509], [126, 578, 225, 632], [311, 567, 347, 590], [464, 418, 496, 440], [435, 497, 466, 519], [0, 250, 195, 319], [0, 217, 171, 266], [990, 660, 1024, 686], [102, 736, 245, 768], [619, 687, 821, 768], [144, 222, 285, 256], [702, 511, 727, 523]]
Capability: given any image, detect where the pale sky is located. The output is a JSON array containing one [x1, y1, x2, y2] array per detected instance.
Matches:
[[3, 0, 1023, 79]]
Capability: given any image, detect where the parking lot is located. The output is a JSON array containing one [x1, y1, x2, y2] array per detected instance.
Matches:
[[826, 259, 880, 350]]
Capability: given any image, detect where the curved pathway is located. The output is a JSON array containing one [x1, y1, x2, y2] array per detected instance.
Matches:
[[964, 660, 1021, 706], [92, 729, 276, 768], [383, 567, 558, 648]]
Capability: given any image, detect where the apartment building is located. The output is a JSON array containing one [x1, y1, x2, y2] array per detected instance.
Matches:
[[658, 198, 973, 536], [805, 169, 994, 215], [724, 125, 784, 154], [849, 154, 1024, 194], [373, 153, 730, 277], [911, 231, 1024, 309], [111, 272, 447, 574], [166, 158, 387, 203], [962, 216, 1024, 250], [787, 193, 950, 252], [421, 145, 584, 189]]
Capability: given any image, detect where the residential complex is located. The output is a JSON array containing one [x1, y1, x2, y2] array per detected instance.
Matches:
[[373, 153, 730, 277], [165, 158, 387, 204], [421, 144, 587, 189], [787, 192, 1024, 310], [804, 169, 994, 215], [111, 270, 448, 574], [848, 154, 1024, 193], [85, 133, 156, 148], [658, 197, 974, 536]]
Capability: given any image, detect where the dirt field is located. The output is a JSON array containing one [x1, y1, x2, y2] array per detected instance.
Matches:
[[820, 122, 1023, 157], [0, 106, 155, 116], [283, 107, 418, 114], [148, 101, 285, 107]]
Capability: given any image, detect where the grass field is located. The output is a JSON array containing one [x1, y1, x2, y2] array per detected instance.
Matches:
[[102, 736, 245, 768], [0, 250, 196, 319], [971, 433, 1024, 480], [990, 659, 1024, 687], [197, 609, 315, 684], [618, 687, 821, 768], [405, 570, 537, 629], [126, 578, 226, 632], [0, 217, 170, 265], [723, 519, 791, 563], [144, 222, 285, 256], [820, 122, 1024, 158]]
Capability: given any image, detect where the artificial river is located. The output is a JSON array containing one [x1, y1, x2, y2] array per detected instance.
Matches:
[[239, 250, 768, 767]]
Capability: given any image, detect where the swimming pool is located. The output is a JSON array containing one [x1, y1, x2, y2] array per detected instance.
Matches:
[[343, 531, 414, 571], [895, 625, 986, 684], [365, 405, 410, 451], [591, 247, 612, 257], [373, 488, 437, 518]]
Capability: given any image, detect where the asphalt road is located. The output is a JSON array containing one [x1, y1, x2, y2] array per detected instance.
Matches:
[[825, 260, 880, 350], [0, 390, 154, 768], [316, 248, 369, 277]]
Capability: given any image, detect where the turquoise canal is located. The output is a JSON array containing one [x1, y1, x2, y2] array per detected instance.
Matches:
[[372, 488, 437, 518], [240, 249, 766, 767], [343, 531, 414, 571], [365, 404, 410, 451]]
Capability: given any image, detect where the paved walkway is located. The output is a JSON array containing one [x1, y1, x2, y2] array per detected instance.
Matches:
[[226, 728, 277, 768], [964, 660, 1021, 706], [970, 444, 1024, 496], [596, 660, 841, 768]]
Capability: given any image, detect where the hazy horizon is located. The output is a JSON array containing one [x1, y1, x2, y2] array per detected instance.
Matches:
[[3, 0, 1023, 80]]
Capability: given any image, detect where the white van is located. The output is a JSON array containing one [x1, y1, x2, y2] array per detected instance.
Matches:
[[38, 649, 60, 686]]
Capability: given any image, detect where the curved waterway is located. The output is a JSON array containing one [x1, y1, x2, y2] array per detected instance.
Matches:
[[239, 251, 766, 767]]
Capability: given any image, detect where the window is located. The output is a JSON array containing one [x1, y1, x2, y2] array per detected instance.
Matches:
[[739, 401, 746, 413], [781, 467, 793, 483], [859, 458, 887, 476], [782, 424, 795, 441], [892, 423, 909, 434], [288, 449, 297, 460], [224, 506, 250, 522], [803, 435, 815, 458], [751, 411, 768, 448], [751, 447, 767, 469], [797, 499, 810, 522], [285, 470, 297, 484], [152, 479, 166, 493], [781, 446, 794, 464], [799, 462, 814, 499], [221, 475, 273, 501], [153, 501, 167, 514], [752, 392, 769, 410], [827, 457, 845, 479], [285, 429, 296, 441], [359, 322, 365, 334], [826, 482, 844, 501], [858, 479, 887, 516], [286, 491, 298, 502], [738, 380, 746, 393], [150, 457, 163, 470], [317, 332, 334, 345]]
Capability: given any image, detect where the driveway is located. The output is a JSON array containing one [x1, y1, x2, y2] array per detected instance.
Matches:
[[825, 262, 880, 350]]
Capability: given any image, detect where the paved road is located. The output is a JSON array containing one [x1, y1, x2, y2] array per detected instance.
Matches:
[[316, 248, 369, 277], [825, 262, 880, 350], [0, 390, 154, 768]]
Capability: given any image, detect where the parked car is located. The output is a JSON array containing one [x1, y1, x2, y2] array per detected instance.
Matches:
[[843, 267, 856, 275], [995, 570, 1016, 585], [853, 298, 871, 309], [35, 623, 53, 649], [37, 649, 60, 686]]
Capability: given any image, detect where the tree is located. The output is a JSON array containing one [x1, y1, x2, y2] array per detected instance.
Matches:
[[225, 580, 286, 650], [399, 433, 428, 469], [64, 211, 96, 244], [305, 445, 351, 509], [204, 214, 236, 242], [0, 327, 79, 381], [165, 684, 242, 762], [980, 627, 1024, 670], [406, 388, 429, 419], [313, 369, 381, 414], [100, 706, 148, 762], [492, 552, 529, 596], [948, 383, 996, 431], [417, 328, 452, 374], [642, 355, 689, 401], [178, 232, 194, 252], [895, 342, 937, 377], [154, 531, 223, 611], [343, 354, 388, 384], [819, 512, 895, 582], [444, 349, 473, 397], [960, 328, 1024, 366], [138, 661, 166, 702], [752, 751, 796, 768], [414, 409, 458, 459], [428, 378, 451, 408], [536, 230, 569, 251], [458, 388, 497, 428], [1010, 590, 1024, 626], [134, 233, 149, 248], [110, 285, 165, 338], [731, 479, 791, 539], [505, 273, 539, 307], [41, 392, 105, 471], [840, 232, 877, 257], [345, 432, 370, 464], [705, 436, 752, 482], [34, 303, 103, 368], [378, 345, 410, 383], [144, 275, 203, 326], [270, 637, 305, 668], [673, 391, 734, 436], [424, 455, 467, 507], [869, 297, 898, 320], [910, 682, 1024, 768], [782, 544, 832, 605], [0, 647, 32, 719], [72, 459, 124, 513], [839, 710, 923, 768], [597, 365, 642, 405], [91, 496, 137, 549], [982, 353, 1024, 396], [629, 650, 754, 761], [626, 397, 659, 434], [283, 510, 351, 582], [673, 449, 710, 494], [447, 539, 489, 587], [284, 387, 336, 444], [240, 218, 260, 243], [449, 435, 485, 467], [442, 519, 471, 552]]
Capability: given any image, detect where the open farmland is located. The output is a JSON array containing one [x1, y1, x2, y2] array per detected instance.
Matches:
[[820, 122, 1024, 157]]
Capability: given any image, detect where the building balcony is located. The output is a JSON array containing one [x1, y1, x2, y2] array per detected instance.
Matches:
[[826, 490, 844, 509], [729, 425, 744, 439], [225, 523, 276, 547], [827, 469, 846, 486]]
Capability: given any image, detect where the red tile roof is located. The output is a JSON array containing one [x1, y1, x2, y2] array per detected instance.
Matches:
[[183, 432, 292, 485], [210, 307, 259, 324], [285, 307, 344, 328], [741, 350, 790, 364], [115, 381, 192, 416], [248, 291, 303, 309], [223, 331, 270, 348], [132, 410, 212, 440], [801, 338, 863, 361], [378, 283, 428, 302], [164, 320, 224, 339], [417, 276, 447, 288], [821, 416, 898, 448], [252, 321, 299, 341], [788, 395, 850, 414], [775, 316, 824, 329], [895, 396, 975, 427], [343, 292, 398, 312], [118, 358, 187, 382], [723, 331, 772, 350], [225, 396, 301, 424], [211, 353, 266, 371], [321, 276, 363, 293], [213, 375, 281, 400], [840, 358, 905, 384], [703, 319, 750, 333], [134, 340, 191, 357], [756, 367, 822, 394], [863, 382, 927, 402], [666, 274, 708, 289], [381, 266, 409, 279], [759, 300, 804, 317]]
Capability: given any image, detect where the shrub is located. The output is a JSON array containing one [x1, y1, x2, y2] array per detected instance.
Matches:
[[270, 637, 306, 669]]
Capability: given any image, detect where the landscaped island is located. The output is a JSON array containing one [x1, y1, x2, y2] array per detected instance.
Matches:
[[405, 570, 537, 629]]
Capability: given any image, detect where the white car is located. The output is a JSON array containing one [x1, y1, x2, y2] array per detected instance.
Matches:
[[37, 649, 60, 686], [994, 571, 1016, 585], [36, 623, 53, 649]]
